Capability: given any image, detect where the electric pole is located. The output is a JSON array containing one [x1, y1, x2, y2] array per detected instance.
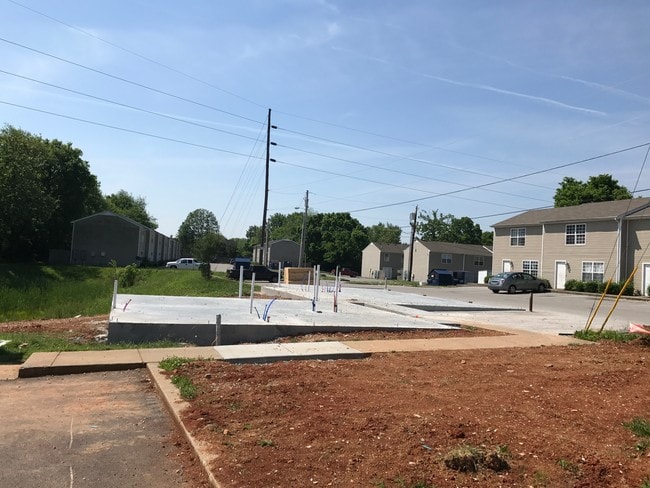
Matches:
[[407, 205, 418, 281], [299, 190, 309, 267], [260, 109, 276, 265]]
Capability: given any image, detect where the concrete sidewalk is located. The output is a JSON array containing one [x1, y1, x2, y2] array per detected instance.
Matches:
[[15, 325, 587, 378]]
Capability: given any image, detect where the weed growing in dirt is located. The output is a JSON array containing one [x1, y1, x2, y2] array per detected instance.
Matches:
[[574, 329, 640, 342], [257, 438, 274, 447], [641, 477, 650, 488], [443, 444, 509, 473], [158, 356, 196, 372], [171, 374, 198, 400], [557, 459, 580, 475], [623, 417, 650, 454], [532, 470, 549, 487]]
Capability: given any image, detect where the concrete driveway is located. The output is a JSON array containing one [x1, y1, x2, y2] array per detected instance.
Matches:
[[0, 369, 202, 487]]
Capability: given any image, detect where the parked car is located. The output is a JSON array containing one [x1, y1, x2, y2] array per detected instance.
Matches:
[[165, 258, 202, 270], [331, 268, 358, 277], [226, 265, 278, 282], [487, 272, 551, 294]]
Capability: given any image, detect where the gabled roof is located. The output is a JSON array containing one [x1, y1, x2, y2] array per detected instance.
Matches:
[[492, 198, 650, 228], [72, 211, 148, 229], [367, 242, 408, 253], [417, 240, 493, 256]]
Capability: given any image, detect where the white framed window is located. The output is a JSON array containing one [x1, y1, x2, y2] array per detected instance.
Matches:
[[582, 261, 604, 282], [566, 223, 586, 245], [510, 228, 526, 246], [442, 253, 452, 264], [522, 260, 539, 277], [473, 256, 484, 266]]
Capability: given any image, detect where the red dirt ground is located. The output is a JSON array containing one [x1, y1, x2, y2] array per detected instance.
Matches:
[[2, 317, 649, 487], [176, 341, 649, 488]]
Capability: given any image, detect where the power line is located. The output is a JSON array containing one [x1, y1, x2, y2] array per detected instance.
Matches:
[[0, 37, 264, 126], [0, 99, 263, 158], [278, 126, 553, 191], [7, 0, 266, 109], [278, 143, 550, 203], [348, 142, 650, 213], [0, 69, 263, 142]]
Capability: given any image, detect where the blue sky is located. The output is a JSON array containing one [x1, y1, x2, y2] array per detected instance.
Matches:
[[2, 1, 650, 241]]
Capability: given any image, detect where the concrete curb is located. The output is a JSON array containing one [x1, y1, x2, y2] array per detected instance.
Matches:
[[146, 363, 222, 488]]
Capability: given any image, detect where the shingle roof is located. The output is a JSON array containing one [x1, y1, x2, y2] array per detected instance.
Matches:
[[418, 241, 492, 256], [492, 198, 650, 227], [72, 211, 148, 229], [371, 242, 408, 253]]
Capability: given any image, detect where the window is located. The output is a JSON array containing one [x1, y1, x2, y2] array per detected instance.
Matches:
[[383, 253, 390, 262], [442, 253, 452, 264], [522, 260, 539, 277], [566, 223, 586, 245], [510, 228, 525, 246], [473, 256, 484, 266], [582, 261, 604, 282]]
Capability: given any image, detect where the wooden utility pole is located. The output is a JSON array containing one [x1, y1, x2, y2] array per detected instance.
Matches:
[[299, 190, 309, 267], [260, 109, 271, 265], [407, 205, 418, 281]]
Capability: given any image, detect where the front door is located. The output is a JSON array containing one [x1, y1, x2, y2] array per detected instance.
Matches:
[[555, 261, 567, 290]]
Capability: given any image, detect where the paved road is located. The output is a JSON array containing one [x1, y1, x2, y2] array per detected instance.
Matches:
[[0, 370, 199, 487], [385, 284, 649, 331]]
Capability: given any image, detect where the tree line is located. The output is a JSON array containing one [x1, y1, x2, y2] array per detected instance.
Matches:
[[1, 124, 634, 268]]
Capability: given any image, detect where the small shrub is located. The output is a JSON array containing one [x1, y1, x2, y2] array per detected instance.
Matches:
[[444, 445, 485, 472], [584, 281, 599, 293], [484, 275, 492, 284], [118, 263, 140, 288], [574, 281, 585, 292], [564, 279, 578, 291]]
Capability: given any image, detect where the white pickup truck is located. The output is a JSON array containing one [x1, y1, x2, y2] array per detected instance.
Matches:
[[165, 258, 202, 269]]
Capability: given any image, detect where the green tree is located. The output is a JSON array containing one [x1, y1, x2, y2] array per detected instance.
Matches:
[[554, 174, 632, 207], [105, 190, 157, 229], [0, 126, 103, 261], [418, 209, 483, 244], [306, 212, 368, 270], [177, 209, 220, 255], [367, 222, 402, 244], [43, 139, 104, 252], [192, 232, 226, 263], [268, 212, 303, 242], [481, 231, 493, 247], [417, 210, 453, 241], [448, 216, 482, 244]]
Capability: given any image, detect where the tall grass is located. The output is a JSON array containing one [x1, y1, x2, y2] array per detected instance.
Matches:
[[0, 264, 247, 322]]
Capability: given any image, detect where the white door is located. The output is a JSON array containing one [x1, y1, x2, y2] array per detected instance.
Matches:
[[502, 260, 513, 272], [555, 261, 567, 290], [643, 263, 650, 296], [382, 267, 393, 279]]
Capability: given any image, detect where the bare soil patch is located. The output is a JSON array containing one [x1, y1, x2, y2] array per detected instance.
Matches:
[[0, 315, 109, 342], [176, 341, 649, 488]]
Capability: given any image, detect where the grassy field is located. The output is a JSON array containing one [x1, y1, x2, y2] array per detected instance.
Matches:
[[0, 263, 251, 362], [0, 263, 246, 322]]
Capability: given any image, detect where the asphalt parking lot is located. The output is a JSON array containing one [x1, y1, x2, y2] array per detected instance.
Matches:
[[376, 283, 649, 331]]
